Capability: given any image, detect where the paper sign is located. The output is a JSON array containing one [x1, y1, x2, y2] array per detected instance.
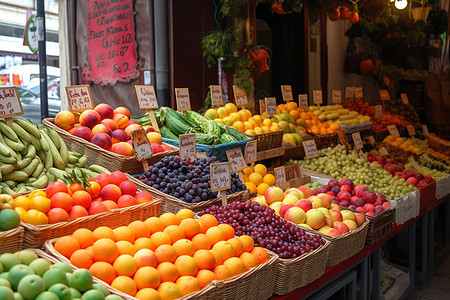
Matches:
[[354, 87, 363, 98], [406, 125, 416, 137], [210, 85, 223, 107], [401, 93, 409, 105], [345, 87, 354, 99], [379, 147, 389, 156], [135, 85, 158, 109], [65, 85, 94, 112], [387, 125, 400, 138], [375, 105, 382, 119], [281, 85, 293, 102], [332, 90, 342, 104], [131, 129, 153, 161], [422, 154, 432, 161], [313, 90, 323, 105], [0, 86, 24, 118], [196, 152, 207, 158], [274, 166, 286, 188], [175, 88, 191, 111], [244, 140, 257, 164], [337, 129, 348, 146], [265, 97, 277, 116], [302, 140, 318, 159], [259, 99, 266, 115], [233, 85, 248, 107], [179, 133, 196, 160], [299, 94, 308, 109], [408, 157, 423, 173], [422, 125, 429, 136], [226, 148, 247, 172], [379, 90, 390, 101], [368, 135, 376, 146], [210, 162, 231, 192], [352, 132, 363, 150]]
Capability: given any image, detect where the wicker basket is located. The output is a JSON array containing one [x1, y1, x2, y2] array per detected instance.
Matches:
[[245, 131, 283, 151], [0, 226, 24, 253], [42, 118, 179, 174], [283, 145, 306, 160], [309, 132, 338, 150]]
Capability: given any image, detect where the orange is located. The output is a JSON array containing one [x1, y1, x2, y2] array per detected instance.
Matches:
[[205, 226, 226, 246], [28, 190, 47, 199], [14, 196, 30, 210], [204, 108, 219, 120], [72, 190, 92, 209], [89, 261, 117, 284], [191, 233, 211, 250], [113, 254, 138, 277], [213, 265, 232, 280], [256, 183, 270, 195], [248, 173, 263, 186], [72, 228, 95, 249], [158, 282, 181, 299], [70, 249, 93, 269], [150, 232, 171, 248], [263, 174, 275, 186], [223, 257, 246, 276], [175, 276, 200, 297], [290, 110, 300, 119], [178, 218, 201, 239], [154, 244, 177, 264], [286, 101, 298, 112], [211, 241, 234, 261], [198, 214, 218, 233], [240, 252, 259, 270], [116, 240, 137, 256], [172, 239, 195, 256], [69, 182, 84, 194], [251, 247, 270, 264], [15, 207, 26, 221], [175, 209, 195, 221], [113, 226, 136, 243], [159, 213, 180, 227], [163, 225, 185, 244], [227, 238, 244, 256], [134, 249, 158, 268], [85, 245, 93, 256], [238, 235, 254, 252], [134, 266, 160, 290], [128, 220, 150, 239], [54, 236, 80, 259], [92, 238, 119, 263], [93, 226, 116, 241], [29, 196, 51, 214], [193, 250, 216, 270], [146, 132, 163, 144], [174, 255, 198, 277], [245, 182, 257, 193], [232, 121, 245, 133], [134, 237, 154, 251], [238, 110, 249, 122], [157, 262, 179, 283], [111, 276, 137, 296], [217, 223, 235, 240], [196, 269, 216, 288], [145, 217, 165, 235], [23, 209, 48, 225], [254, 164, 267, 176], [135, 288, 161, 300], [210, 250, 223, 267]]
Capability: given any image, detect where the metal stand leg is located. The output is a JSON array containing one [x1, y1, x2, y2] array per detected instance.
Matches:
[[359, 256, 369, 300], [427, 208, 435, 283], [308, 270, 358, 300], [417, 213, 428, 287], [410, 222, 417, 295], [372, 248, 381, 300]]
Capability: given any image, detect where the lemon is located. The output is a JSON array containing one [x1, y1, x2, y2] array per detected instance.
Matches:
[[254, 164, 267, 176], [263, 174, 275, 186], [254, 127, 264, 135], [244, 182, 257, 194], [243, 166, 252, 176], [256, 183, 270, 195], [248, 173, 263, 186]]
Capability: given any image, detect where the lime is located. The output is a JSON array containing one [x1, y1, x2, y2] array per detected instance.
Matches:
[[35, 291, 59, 300], [82, 289, 105, 300], [52, 262, 73, 274], [16, 250, 38, 265], [48, 283, 71, 300], [8, 264, 34, 290], [29, 258, 51, 277], [17, 274, 45, 300], [71, 269, 93, 292], [43, 268, 67, 289], [0, 286, 14, 300], [0, 254, 21, 271], [91, 283, 110, 296], [0, 209, 20, 231]]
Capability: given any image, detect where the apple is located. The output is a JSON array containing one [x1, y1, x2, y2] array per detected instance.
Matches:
[[327, 191, 335, 197], [305, 209, 325, 229], [308, 196, 324, 209], [339, 178, 348, 186], [324, 215, 333, 227], [284, 207, 306, 224], [327, 179, 339, 188], [333, 221, 349, 235], [341, 210, 357, 223], [279, 204, 294, 218], [340, 185, 352, 193], [355, 198, 365, 207], [337, 191, 352, 202], [349, 205, 357, 210], [354, 213, 366, 227], [350, 196, 358, 205], [356, 188, 366, 198], [317, 207, 331, 218], [354, 184, 366, 191], [343, 220, 358, 230], [285, 188, 304, 200], [366, 211, 376, 216], [355, 207, 366, 214], [407, 177, 418, 186], [340, 200, 350, 207], [331, 186, 341, 196], [382, 202, 391, 209], [295, 199, 313, 213], [375, 206, 385, 214]]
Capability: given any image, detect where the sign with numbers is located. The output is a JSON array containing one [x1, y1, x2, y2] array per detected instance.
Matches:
[[345, 87, 354, 99], [131, 129, 153, 161], [401, 93, 409, 105], [406, 125, 416, 137], [275, 166, 286, 188], [175, 88, 191, 111], [332, 90, 342, 104], [352, 132, 363, 150], [298, 94, 308, 109], [179, 133, 196, 160], [233, 85, 248, 107], [375, 105, 382, 119], [226, 148, 247, 172], [210, 162, 231, 192], [387, 125, 400, 137], [244, 140, 257, 164], [354, 87, 363, 98], [281, 85, 293, 102], [379, 90, 391, 101], [302, 140, 318, 159], [368, 135, 376, 146], [265, 97, 277, 116], [313, 90, 323, 105], [422, 125, 429, 136], [210, 85, 223, 107], [65, 85, 94, 112], [0, 86, 24, 118], [135, 85, 158, 109]]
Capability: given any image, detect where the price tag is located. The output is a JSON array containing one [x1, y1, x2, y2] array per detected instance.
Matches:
[[275, 166, 287, 188], [226, 148, 247, 172], [422, 154, 432, 162], [332, 90, 342, 104], [387, 125, 400, 138], [175, 88, 191, 112], [379, 147, 389, 156], [179, 133, 196, 160], [245, 140, 257, 164], [422, 125, 429, 137], [368, 135, 376, 146], [265, 97, 277, 116], [302, 140, 318, 159], [379, 90, 391, 101], [408, 157, 423, 173], [403, 193, 414, 221], [196, 152, 208, 158], [298, 94, 308, 109], [135, 85, 158, 109], [352, 132, 363, 150], [375, 105, 382, 119], [313, 90, 323, 105], [337, 129, 348, 146], [401, 93, 409, 105], [345, 87, 354, 99], [406, 125, 416, 137], [65, 85, 94, 112], [0, 86, 24, 121], [281, 85, 293, 102], [354, 87, 363, 98], [131, 129, 153, 170], [210, 85, 223, 107], [210, 162, 231, 205], [233, 85, 248, 107]]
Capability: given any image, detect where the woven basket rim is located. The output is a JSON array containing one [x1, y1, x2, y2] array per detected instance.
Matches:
[[304, 218, 370, 241], [275, 238, 331, 264], [0, 226, 23, 237]]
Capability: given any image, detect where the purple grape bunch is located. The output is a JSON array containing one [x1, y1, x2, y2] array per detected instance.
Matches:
[[138, 156, 246, 203], [201, 200, 326, 259]]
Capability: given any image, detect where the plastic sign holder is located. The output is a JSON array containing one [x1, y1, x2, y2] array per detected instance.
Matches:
[[379, 90, 391, 101], [65, 85, 94, 113], [401, 93, 409, 105], [345, 87, 354, 99], [210, 162, 231, 206], [332, 90, 342, 104], [175, 88, 191, 115], [210, 85, 223, 107], [281, 85, 293, 102], [354, 87, 363, 99], [179, 133, 196, 160], [226, 147, 246, 182], [0, 86, 24, 126], [375, 105, 382, 119], [265, 97, 277, 116], [275, 166, 287, 188], [259, 99, 266, 115], [422, 125, 429, 137], [368, 135, 376, 146], [302, 140, 318, 159], [135, 85, 160, 132], [408, 157, 423, 173], [244, 140, 257, 171], [313, 90, 323, 105], [298, 94, 308, 109], [406, 125, 416, 137], [352, 132, 363, 152], [233, 85, 248, 108], [387, 125, 400, 138], [131, 129, 153, 171]]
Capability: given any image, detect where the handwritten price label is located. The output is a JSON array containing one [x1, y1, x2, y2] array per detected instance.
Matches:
[[422, 125, 429, 136], [281, 85, 293, 102], [135, 85, 158, 109], [387, 125, 400, 137], [275, 166, 286, 188], [422, 154, 432, 161], [210, 163, 231, 192], [354, 87, 363, 98], [265, 97, 277, 116], [302, 140, 318, 159], [179, 133, 196, 160], [210, 85, 223, 107], [175, 88, 191, 111], [0, 87, 23, 118], [131, 129, 153, 161], [368, 135, 376, 146], [407, 125, 416, 137], [375, 105, 382, 119], [332, 90, 342, 104], [298, 94, 308, 109], [226, 148, 247, 172], [313, 90, 323, 105], [233, 85, 248, 107], [379, 147, 389, 156], [345, 87, 354, 99], [65, 85, 94, 112], [379, 90, 391, 101], [408, 157, 423, 173], [352, 132, 363, 150], [244, 140, 257, 164], [401, 93, 409, 105]]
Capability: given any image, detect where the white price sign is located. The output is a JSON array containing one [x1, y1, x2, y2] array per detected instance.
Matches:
[[313, 90, 323, 105], [352, 132, 363, 150], [422, 125, 429, 136], [375, 105, 382, 119], [298, 94, 308, 109], [135, 85, 158, 109], [401, 93, 409, 105], [245, 140, 257, 164], [175, 88, 191, 111], [406, 125, 416, 137], [368, 135, 376, 146], [233, 85, 248, 107], [387, 125, 400, 138], [354, 87, 363, 98], [131, 129, 153, 161], [379, 90, 390, 101], [179, 133, 196, 160], [281, 85, 293, 102], [332, 90, 342, 104], [275, 166, 286, 188], [210, 163, 231, 192], [65, 85, 94, 113], [265, 97, 277, 116], [345, 87, 354, 99], [302, 140, 318, 159], [226, 148, 247, 172], [0, 86, 24, 118], [210, 85, 223, 107]]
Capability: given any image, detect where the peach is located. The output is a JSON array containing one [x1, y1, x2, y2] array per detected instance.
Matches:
[[117, 195, 138, 208], [330, 203, 340, 211], [341, 210, 357, 223], [103, 200, 118, 210], [295, 199, 313, 213], [308, 196, 324, 209], [102, 118, 118, 131], [297, 185, 311, 198], [72, 126, 94, 141], [143, 125, 156, 133], [114, 107, 131, 118], [282, 195, 299, 206], [94, 103, 115, 119], [318, 226, 331, 234], [151, 143, 164, 154], [91, 133, 113, 151], [252, 196, 268, 207], [264, 187, 284, 204], [325, 228, 340, 237], [134, 249, 158, 268], [135, 191, 153, 204], [329, 210, 343, 223], [317, 193, 332, 208], [354, 213, 366, 227], [88, 201, 108, 215], [111, 129, 129, 144], [96, 173, 115, 189], [333, 221, 349, 235], [92, 124, 112, 136], [317, 207, 331, 218], [101, 184, 122, 202], [128, 119, 139, 125], [284, 188, 304, 200], [110, 171, 129, 186], [80, 109, 101, 129], [284, 207, 306, 224], [324, 215, 333, 227], [125, 124, 143, 138], [343, 220, 358, 231], [113, 113, 129, 129], [55, 111, 76, 130], [68, 205, 88, 219], [119, 180, 137, 196], [305, 209, 325, 229], [111, 142, 134, 156], [279, 204, 294, 218]]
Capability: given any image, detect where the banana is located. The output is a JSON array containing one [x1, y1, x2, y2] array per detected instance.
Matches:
[[4, 181, 15, 188], [13, 119, 41, 139], [58, 137, 69, 166], [48, 167, 67, 180], [0, 142, 11, 157], [0, 153, 17, 164], [31, 162, 44, 178], [2, 134, 26, 152], [88, 164, 110, 174], [24, 144, 36, 160], [0, 164, 14, 175], [0, 134, 19, 161], [69, 151, 83, 159], [43, 147, 53, 170], [0, 183, 14, 194], [14, 157, 31, 169], [38, 132, 50, 152], [31, 175, 48, 189], [41, 130, 65, 170], [68, 154, 79, 164], [28, 134, 41, 151], [20, 158, 39, 176], [45, 127, 61, 149], [81, 168, 99, 179], [78, 155, 87, 167], [11, 122, 31, 144], [3, 170, 28, 181], [25, 177, 37, 183], [37, 149, 46, 162], [0, 121, 18, 141]]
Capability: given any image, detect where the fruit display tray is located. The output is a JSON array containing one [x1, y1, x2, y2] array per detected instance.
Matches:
[[340, 121, 373, 134], [310, 132, 339, 150], [436, 176, 450, 200], [43, 118, 179, 174], [245, 130, 283, 152], [419, 181, 437, 214], [388, 190, 420, 225], [0, 226, 24, 253]]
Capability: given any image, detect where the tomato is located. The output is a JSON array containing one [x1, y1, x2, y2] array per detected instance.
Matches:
[[340, 7, 350, 20], [328, 8, 340, 21], [349, 11, 359, 23]]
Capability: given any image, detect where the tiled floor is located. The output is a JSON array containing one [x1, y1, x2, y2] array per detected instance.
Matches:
[[416, 255, 450, 300]]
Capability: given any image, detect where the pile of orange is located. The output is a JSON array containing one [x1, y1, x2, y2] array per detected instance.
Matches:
[[54, 209, 269, 299]]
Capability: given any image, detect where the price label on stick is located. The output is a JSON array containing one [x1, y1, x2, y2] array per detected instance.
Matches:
[[179, 133, 196, 160], [245, 140, 257, 164], [65, 85, 94, 112], [281, 85, 293, 102], [0, 86, 24, 122], [302, 140, 318, 159], [298, 94, 308, 109], [275, 166, 287, 188], [135, 85, 158, 109], [233, 85, 248, 107], [265, 97, 277, 116], [345, 87, 354, 99], [401, 93, 409, 105], [422, 125, 429, 137], [210, 85, 223, 107], [131, 129, 153, 171], [407, 125, 416, 137], [352, 132, 363, 150], [379, 147, 389, 156], [375, 105, 382, 119], [387, 125, 400, 137], [422, 154, 432, 162], [175, 88, 191, 111], [408, 157, 423, 173], [313, 90, 323, 105], [332, 90, 342, 104], [210, 162, 231, 206], [368, 135, 376, 146], [379, 90, 391, 101], [226, 148, 247, 172], [354, 87, 363, 98]]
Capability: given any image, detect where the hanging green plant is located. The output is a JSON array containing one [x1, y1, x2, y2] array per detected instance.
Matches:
[[220, 0, 249, 17]]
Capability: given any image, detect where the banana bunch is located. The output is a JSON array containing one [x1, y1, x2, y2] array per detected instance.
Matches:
[[0, 118, 110, 194]]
